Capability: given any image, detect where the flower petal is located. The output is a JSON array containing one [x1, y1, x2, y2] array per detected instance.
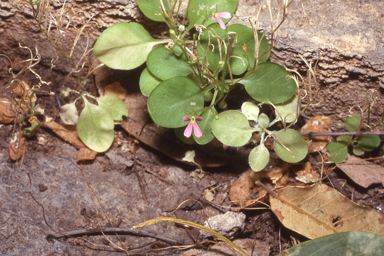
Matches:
[[212, 14, 217, 21], [192, 123, 202, 138], [218, 12, 231, 19], [184, 123, 193, 138], [196, 116, 203, 121], [215, 4, 218, 12], [183, 116, 191, 122], [217, 17, 226, 30]]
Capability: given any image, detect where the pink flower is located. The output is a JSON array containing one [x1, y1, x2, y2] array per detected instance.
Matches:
[[212, 4, 231, 30], [183, 116, 203, 138]]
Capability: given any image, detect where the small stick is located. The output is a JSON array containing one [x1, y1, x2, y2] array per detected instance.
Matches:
[[302, 131, 384, 137], [47, 227, 185, 245]]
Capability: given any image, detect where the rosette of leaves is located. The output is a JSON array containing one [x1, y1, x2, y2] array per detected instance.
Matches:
[[211, 100, 308, 174], [326, 113, 381, 164], [60, 95, 128, 152]]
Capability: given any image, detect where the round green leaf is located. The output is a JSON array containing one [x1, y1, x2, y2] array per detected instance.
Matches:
[[242, 62, 297, 104], [274, 129, 308, 163], [147, 46, 194, 80], [136, 0, 169, 22], [147, 77, 204, 128], [249, 144, 270, 172], [258, 113, 270, 129], [77, 99, 114, 152], [97, 95, 128, 121], [187, 0, 238, 30], [326, 141, 349, 164], [139, 67, 162, 97], [197, 24, 269, 75], [94, 22, 170, 70], [358, 135, 381, 152], [338, 135, 352, 144], [278, 231, 384, 256], [352, 144, 364, 156], [241, 102, 259, 121], [193, 107, 217, 145], [274, 95, 298, 123], [211, 110, 253, 147], [345, 113, 361, 132]]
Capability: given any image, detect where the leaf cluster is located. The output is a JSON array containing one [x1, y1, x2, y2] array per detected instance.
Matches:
[[327, 113, 381, 164], [93, 0, 307, 170]]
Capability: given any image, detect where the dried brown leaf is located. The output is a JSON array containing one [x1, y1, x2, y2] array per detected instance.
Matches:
[[77, 147, 97, 162], [300, 116, 332, 153], [337, 154, 384, 188], [9, 133, 27, 161], [0, 98, 16, 124], [101, 81, 127, 100], [229, 171, 255, 206], [270, 183, 384, 239], [42, 121, 85, 149]]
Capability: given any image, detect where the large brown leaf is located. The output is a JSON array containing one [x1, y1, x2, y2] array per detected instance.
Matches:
[[270, 183, 384, 239], [337, 155, 384, 188]]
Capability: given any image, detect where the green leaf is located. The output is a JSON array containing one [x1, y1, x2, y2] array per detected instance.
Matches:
[[241, 62, 297, 104], [147, 46, 194, 80], [77, 98, 114, 152], [97, 95, 128, 121], [352, 144, 364, 156], [211, 110, 253, 147], [136, 0, 169, 22], [274, 129, 308, 163], [278, 231, 384, 256], [345, 113, 361, 132], [93, 22, 170, 70], [193, 107, 217, 145], [249, 144, 270, 172], [326, 140, 349, 164], [187, 0, 238, 30], [274, 95, 298, 123], [358, 135, 381, 152], [197, 24, 269, 75], [139, 67, 162, 97], [258, 113, 270, 129], [241, 102, 260, 121], [59, 102, 79, 125], [174, 127, 196, 145], [147, 77, 204, 128]]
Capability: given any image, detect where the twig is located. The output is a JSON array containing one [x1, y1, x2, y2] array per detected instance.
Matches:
[[302, 131, 384, 137], [46, 227, 185, 245]]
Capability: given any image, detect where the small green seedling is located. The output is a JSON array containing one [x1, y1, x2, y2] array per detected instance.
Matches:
[[326, 113, 381, 164]]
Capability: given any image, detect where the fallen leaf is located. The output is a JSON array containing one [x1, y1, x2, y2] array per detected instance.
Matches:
[[0, 98, 16, 124], [270, 183, 384, 239], [9, 133, 27, 161], [337, 154, 384, 188], [300, 116, 332, 153], [101, 81, 127, 100], [295, 162, 320, 184], [77, 147, 98, 162], [229, 170, 254, 206], [42, 121, 85, 149]]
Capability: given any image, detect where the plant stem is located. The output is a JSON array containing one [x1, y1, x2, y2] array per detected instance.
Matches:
[[302, 131, 384, 137]]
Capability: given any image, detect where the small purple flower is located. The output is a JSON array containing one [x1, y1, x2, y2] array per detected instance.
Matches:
[[183, 116, 203, 138], [212, 4, 231, 30]]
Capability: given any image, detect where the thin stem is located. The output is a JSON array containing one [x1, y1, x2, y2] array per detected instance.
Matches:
[[302, 131, 384, 137]]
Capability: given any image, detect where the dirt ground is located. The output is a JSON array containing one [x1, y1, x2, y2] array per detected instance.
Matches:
[[1, 58, 384, 256], [1, 0, 384, 255]]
